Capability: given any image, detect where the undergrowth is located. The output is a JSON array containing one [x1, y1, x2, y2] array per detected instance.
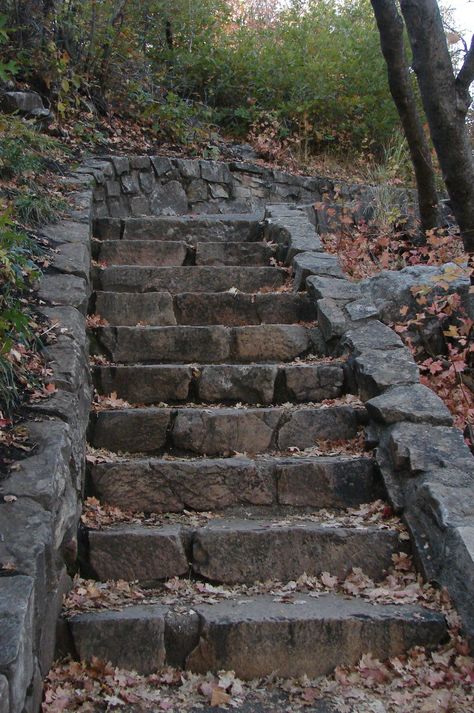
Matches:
[[0, 118, 67, 420]]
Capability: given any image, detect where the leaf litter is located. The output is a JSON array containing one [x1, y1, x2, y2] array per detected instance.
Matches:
[[44, 585, 473, 713]]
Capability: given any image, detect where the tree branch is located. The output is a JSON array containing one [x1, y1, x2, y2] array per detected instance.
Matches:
[[456, 33, 474, 92]]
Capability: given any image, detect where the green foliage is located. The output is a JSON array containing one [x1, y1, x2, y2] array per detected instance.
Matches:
[[13, 188, 67, 227], [0, 209, 42, 414], [0, 117, 64, 179], [0, 0, 400, 155], [0, 13, 17, 81]]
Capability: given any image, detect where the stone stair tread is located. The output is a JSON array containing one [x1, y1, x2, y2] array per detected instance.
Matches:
[[93, 290, 316, 327], [94, 240, 189, 266], [195, 241, 276, 266], [116, 214, 264, 242], [90, 404, 364, 455], [92, 361, 344, 404], [91, 324, 320, 364], [85, 517, 405, 584], [89, 453, 379, 513], [67, 592, 447, 678], [92, 265, 289, 293]]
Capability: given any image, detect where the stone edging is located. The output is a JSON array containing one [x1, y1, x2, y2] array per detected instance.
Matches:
[[0, 171, 94, 713], [264, 203, 474, 649]]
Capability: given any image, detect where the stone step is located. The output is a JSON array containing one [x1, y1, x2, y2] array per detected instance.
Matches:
[[92, 362, 344, 404], [90, 405, 364, 455], [92, 265, 288, 293], [93, 214, 264, 242], [84, 519, 405, 584], [195, 241, 276, 266], [90, 324, 319, 364], [94, 291, 315, 326], [68, 594, 446, 678], [89, 455, 380, 513], [94, 240, 189, 266]]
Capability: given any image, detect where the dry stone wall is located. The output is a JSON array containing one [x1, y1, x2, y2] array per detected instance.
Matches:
[[0, 174, 93, 713], [265, 203, 474, 649], [83, 155, 375, 220]]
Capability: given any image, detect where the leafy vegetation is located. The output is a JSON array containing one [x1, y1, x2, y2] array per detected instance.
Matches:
[[0, 0, 400, 156]]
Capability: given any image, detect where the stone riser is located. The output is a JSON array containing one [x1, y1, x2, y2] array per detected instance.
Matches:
[[93, 214, 264, 243], [85, 521, 405, 584], [93, 240, 277, 267], [90, 405, 364, 456], [67, 594, 446, 678], [92, 362, 344, 405], [93, 291, 316, 327], [92, 265, 289, 293], [90, 324, 320, 364], [89, 455, 380, 513]]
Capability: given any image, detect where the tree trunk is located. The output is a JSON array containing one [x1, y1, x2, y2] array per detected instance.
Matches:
[[371, 0, 440, 234], [400, 0, 474, 254]]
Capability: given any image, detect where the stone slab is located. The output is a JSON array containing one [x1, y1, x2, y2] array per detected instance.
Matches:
[[94, 291, 176, 326], [69, 604, 167, 674], [91, 408, 171, 453], [277, 406, 361, 450], [88, 526, 188, 582], [90, 457, 273, 513], [97, 240, 188, 266], [93, 266, 287, 293], [174, 293, 315, 326], [366, 385, 453, 426], [93, 365, 192, 404], [191, 521, 402, 583]]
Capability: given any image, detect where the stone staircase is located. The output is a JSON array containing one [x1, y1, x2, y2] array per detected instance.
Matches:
[[66, 212, 446, 680]]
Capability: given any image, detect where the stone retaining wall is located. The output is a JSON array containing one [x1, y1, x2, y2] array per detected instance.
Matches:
[[0, 174, 93, 713], [81, 156, 377, 220], [265, 203, 474, 648]]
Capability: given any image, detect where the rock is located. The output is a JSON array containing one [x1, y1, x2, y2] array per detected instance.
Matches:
[[150, 181, 189, 215], [96, 240, 188, 267], [191, 520, 403, 583], [92, 408, 171, 453], [198, 365, 278, 404], [91, 457, 273, 513], [361, 263, 471, 322], [187, 179, 209, 202], [366, 384, 453, 426], [1, 91, 49, 117], [317, 298, 348, 340], [444, 526, 474, 647], [232, 325, 311, 362], [293, 252, 344, 291], [69, 604, 167, 674], [0, 576, 35, 713], [51, 242, 90, 280], [139, 171, 154, 193], [306, 275, 361, 302], [283, 363, 344, 401], [38, 273, 89, 313], [278, 406, 361, 450], [353, 348, 419, 400], [341, 321, 403, 356], [94, 265, 287, 294], [93, 365, 192, 404], [88, 526, 188, 582], [93, 325, 231, 364], [195, 242, 274, 266], [174, 293, 314, 326], [121, 174, 140, 194], [111, 157, 130, 175], [345, 299, 379, 322], [275, 456, 380, 508], [94, 291, 176, 326], [0, 675, 9, 713], [40, 221, 90, 246], [130, 156, 151, 170], [200, 160, 232, 183], [171, 408, 281, 456], [151, 157, 174, 177], [381, 422, 474, 474], [187, 594, 446, 679]]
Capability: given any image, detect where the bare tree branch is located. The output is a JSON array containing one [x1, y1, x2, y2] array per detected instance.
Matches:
[[456, 33, 474, 92]]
